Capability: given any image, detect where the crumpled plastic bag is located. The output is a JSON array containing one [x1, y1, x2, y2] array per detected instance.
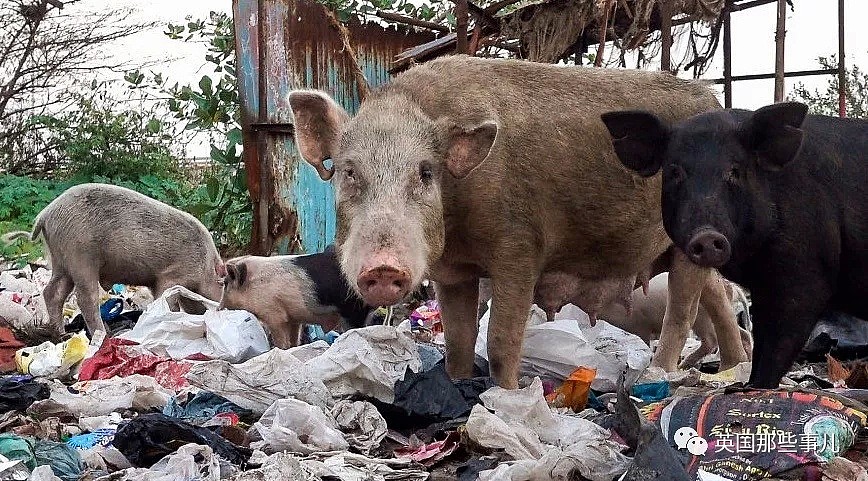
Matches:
[[112, 414, 251, 469], [28, 465, 62, 481], [78, 338, 192, 391], [315, 452, 430, 481], [0, 434, 33, 471], [251, 398, 348, 454], [287, 340, 330, 363], [119, 285, 269, 363], [185, 348, 331, 414], [28, 375, 174, 418], [467, 378, 630, 481], [163, 391, 251, 426], [15, 332, 88, 379], [229, 452, 320, 481], [376, 364, 493, 430], [0, 376, 49, 411], [32, 440, 82, 481], [102, 444, 233, 481], [475, 303, 651, 391], [304, 325, 422, 403], [331, 400, 387, 454]]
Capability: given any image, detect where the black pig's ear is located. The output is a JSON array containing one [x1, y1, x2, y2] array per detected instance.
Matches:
[[737, 102, 808, 170], [601, 110, 670, 177], [225, 262, 247, 287]]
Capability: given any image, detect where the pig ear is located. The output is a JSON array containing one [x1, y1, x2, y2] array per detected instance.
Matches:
[[600, 110, 670, 178], [234, 263, 248, 287], [288, 89, 350, 181], [439, 119, 498, 179], [737, 102, 808, 170]]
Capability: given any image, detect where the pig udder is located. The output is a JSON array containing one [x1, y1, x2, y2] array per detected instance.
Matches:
[[534, 271, 636, 325]]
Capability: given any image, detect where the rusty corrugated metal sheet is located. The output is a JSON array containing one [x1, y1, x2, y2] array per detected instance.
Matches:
[[232, 0, 433, 255]]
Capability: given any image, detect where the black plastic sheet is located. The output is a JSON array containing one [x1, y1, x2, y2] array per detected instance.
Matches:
[[112, 413, 251, 468]]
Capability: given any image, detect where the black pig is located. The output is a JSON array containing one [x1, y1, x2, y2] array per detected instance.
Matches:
[[601, 102, 868, 388]]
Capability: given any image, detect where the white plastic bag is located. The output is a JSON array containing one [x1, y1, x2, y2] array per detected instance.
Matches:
[[29, 375, 174, 418], [185, 348, 332, 414], [119, 285, 269, 363], [475, 302, 651, 391], [251, 398, 349, 454], [469, 379, 630, 481], [331, 400, 388, 454], [304, 325, 422, 403]]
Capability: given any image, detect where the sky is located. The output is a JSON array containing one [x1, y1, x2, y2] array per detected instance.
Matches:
[[73, 0, 867, 155]]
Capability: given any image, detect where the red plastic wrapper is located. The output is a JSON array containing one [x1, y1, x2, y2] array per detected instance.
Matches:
[[78, 338, 193, 390], [0, 327, 25, 373]]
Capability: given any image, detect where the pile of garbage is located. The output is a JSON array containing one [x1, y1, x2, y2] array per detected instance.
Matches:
[[1, 265, 868, 481]]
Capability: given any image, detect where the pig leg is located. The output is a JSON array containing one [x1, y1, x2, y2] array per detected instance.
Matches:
[[436, 278, 481, 380], [653, 253, 705, 371], [487, 270, 538, 389], [680, 311, 718, 369], [286, 322, 301, 348], [73, 279, 107, 336], [265, 320, 293, 349], [43, 271, 74, 334], [700, 272, 749, 370], [747, 286, 831, 388]]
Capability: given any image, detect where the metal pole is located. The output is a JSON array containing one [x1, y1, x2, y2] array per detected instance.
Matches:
[[838, 0, 846, 117], [256, 0, 270, 255], [723, 1, 732, 108], [773, 0, 786, 102]]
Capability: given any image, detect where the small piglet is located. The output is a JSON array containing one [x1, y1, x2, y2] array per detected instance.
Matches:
[[27, 183, 225, 336], [219, 246, 374, 348]]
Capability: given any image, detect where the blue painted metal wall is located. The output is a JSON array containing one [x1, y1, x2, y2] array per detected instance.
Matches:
[[232, 0, 433, 254]]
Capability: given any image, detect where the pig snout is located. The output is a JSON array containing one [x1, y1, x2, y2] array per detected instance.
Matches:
[[357, 255, 412, 306], [685, 229, 731, 268]]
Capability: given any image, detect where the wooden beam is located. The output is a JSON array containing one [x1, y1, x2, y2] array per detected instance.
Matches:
[[773, 0, 786, 102], [723, 1, 732, 107], [838, 0, 846, 117], [660, 0, 673, 73], [594, 0, 613, 66], [376, 11, 450, 33], [455, 0, 469, 54]]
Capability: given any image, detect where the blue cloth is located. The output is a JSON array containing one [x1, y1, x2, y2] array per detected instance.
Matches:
[[163, 392, 251, 425]]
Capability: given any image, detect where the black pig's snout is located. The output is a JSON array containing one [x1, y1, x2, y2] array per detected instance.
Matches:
[[686, 229, 731, 268]]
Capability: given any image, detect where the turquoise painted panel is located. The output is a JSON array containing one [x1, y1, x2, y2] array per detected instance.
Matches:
[[233, 0, 433, 255]]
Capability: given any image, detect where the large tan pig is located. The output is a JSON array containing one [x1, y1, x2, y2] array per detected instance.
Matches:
[[288, 55, 748, 388]]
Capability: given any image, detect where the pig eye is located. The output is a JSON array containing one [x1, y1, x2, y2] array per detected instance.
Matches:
[[419, 164, 433, 184], [344, 168, 355, 180]]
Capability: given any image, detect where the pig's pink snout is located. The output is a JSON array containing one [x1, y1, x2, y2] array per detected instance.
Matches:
[[357, 263, 412, 307]]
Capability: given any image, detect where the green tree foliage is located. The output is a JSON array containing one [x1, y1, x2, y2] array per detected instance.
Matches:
[[790, 55, 868, 119], [30, 84, 182, 183], [126, 11, 251, 255]]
